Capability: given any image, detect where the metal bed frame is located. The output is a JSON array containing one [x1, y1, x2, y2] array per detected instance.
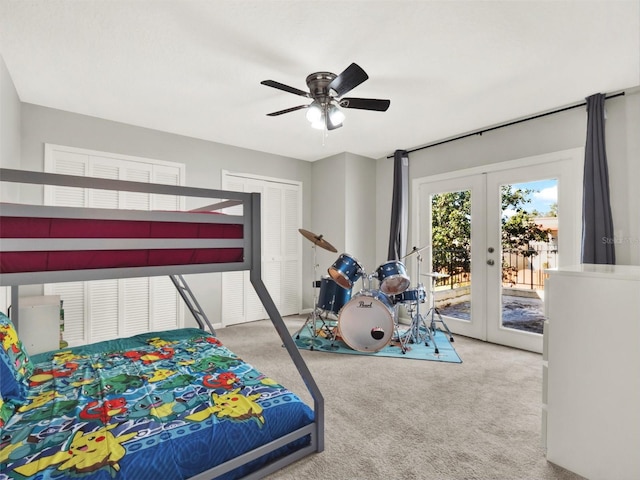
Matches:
[[0, 167, 324, 479]]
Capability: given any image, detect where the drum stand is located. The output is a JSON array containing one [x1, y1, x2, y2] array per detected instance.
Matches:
[[423, 273, 455, 343], [397, 249, 439, 354], [294, 242, 335, 350]]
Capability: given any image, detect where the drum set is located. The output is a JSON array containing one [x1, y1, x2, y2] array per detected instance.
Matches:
[[296, 229, 454, 355]]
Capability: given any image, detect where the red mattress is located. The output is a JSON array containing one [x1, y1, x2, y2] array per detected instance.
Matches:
[[0, 214, 244, 274]]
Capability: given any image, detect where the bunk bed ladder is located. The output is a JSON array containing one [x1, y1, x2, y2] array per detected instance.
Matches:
[[169, 274, 216, 335]]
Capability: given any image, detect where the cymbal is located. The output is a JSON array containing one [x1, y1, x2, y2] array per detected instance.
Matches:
[[421, 272, 450, 279], [298, 228, 338, 253], [401, 244, 430, 259]]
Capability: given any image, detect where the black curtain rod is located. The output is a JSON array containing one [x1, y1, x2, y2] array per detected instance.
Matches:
[[388, 91, 626, 158]]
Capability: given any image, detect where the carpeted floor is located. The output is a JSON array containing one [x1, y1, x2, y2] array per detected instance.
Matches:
[[214, 315, 586, 480]]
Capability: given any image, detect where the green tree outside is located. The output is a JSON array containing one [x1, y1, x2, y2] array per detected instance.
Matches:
[[431, 187, 551, 283]]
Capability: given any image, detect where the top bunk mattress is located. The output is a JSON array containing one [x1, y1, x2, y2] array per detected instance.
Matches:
[[0, 211, 244, 274]]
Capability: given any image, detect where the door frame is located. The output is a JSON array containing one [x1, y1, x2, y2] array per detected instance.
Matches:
[[412, 147, 584, 351]]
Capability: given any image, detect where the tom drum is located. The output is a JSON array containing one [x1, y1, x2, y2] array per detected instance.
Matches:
[[392, 286, 426, 304], [328, 253, 364, 290], [375, 261, 410, 295]]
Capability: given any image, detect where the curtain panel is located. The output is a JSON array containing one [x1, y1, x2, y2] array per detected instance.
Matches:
[[581, 93, 615, 264], [387, 150, 409, 260]]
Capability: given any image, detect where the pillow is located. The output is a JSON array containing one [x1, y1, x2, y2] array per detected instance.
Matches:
[[0, 311, 33, 404]]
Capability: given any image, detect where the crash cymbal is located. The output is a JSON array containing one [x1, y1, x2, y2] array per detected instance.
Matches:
[[401, 245, 431, 259], [421, 272, 450, 279], [298, 228, 338, 253]]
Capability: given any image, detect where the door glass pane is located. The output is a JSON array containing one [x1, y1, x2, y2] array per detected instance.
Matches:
[[500, 179, 558, 334], [430, 190, 472, 322]]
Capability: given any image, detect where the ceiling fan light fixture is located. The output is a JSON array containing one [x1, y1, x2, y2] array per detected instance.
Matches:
[[310, 117, 326, 130], [305, 102, 322, 123], [261, 63, 389, 132], [328, 104, 345, 128]]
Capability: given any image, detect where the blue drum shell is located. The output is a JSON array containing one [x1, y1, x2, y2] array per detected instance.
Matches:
[[317, 276, 352, 314]]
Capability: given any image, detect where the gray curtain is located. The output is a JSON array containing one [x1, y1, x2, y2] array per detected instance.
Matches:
[[387, 150, 409, 260], [581, 93, 615, 264]]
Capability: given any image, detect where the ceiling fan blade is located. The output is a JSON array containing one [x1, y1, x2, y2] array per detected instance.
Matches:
[[328, 63, 369, 97], [261, 80, 310, 98], [266, 105, 309, 116], [340, 97, 390, 112]]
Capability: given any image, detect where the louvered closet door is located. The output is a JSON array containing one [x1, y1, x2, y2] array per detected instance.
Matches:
[[44, 145, 183, 346], [44, 151, 89, 344], [221, 173, 301, 325], [221, 180, 266, 324], [280, 185, 301, 315], [263, 183, 301, 316], [149, 165, 182, 333]]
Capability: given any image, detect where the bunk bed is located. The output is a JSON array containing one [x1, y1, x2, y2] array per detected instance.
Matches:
[[0, 168, 324, 480]]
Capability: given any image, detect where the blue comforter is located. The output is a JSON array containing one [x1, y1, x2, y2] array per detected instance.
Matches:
[[0, 328, 314, 479]]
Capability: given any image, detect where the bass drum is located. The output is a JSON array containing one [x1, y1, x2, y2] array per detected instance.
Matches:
[[337, 290, 395, 352]]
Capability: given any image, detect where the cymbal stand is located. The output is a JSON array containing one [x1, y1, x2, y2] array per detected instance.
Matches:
[[399, 249, 440, 354], [425, 275, 454, 343], [294, 243, 333, 350]]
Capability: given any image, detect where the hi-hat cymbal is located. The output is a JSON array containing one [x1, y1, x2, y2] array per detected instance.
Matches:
[[298, 228, 338, 253], [401, 245, 430, 259], [421, 272, 450, 279]]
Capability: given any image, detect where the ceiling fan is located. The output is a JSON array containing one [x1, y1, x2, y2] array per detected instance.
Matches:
[[260, 63, 390, 131]]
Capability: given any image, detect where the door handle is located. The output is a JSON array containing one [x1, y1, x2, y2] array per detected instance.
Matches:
[[487, 259, 495, 266]]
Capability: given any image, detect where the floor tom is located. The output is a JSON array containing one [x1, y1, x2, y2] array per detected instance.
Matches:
[[317, 276, 351, 314]]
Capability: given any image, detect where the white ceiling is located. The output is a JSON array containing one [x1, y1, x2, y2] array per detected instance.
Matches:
[[1, 1, 638, 162]]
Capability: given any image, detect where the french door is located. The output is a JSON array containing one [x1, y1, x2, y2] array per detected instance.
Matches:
[[415, 150, 582, 352]]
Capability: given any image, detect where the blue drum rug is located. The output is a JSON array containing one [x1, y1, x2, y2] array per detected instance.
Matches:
[[293, 319, 462, 364]]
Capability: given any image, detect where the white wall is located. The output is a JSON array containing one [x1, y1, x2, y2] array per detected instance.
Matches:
[[0, 55, 21, 199], [375, 89, 640, 267], [309, 153, 346, 308], [344, 153, 376, 277], [0, 55, 21, 313], [309, 152, 377, 308]]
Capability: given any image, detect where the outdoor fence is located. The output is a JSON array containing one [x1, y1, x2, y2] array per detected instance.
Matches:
[[432, 243, 558, 290]]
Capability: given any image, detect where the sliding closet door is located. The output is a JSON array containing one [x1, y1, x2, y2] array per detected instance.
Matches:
[[222, 172, 302, 325], [44, 144, 185, 346]]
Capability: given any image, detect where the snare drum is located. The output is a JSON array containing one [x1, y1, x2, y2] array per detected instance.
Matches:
[[337, 290, 395, 352], [328, 253, 364, 290], [375, 261, 410, 295], [317, 276, 351, 314], [392, 286, 426, 304]]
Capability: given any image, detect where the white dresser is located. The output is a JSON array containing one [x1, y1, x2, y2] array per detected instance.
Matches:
[[543, 264, 640, 480]]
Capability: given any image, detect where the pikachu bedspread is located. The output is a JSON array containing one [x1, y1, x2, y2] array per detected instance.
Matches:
[[0, 328, 314, 480]]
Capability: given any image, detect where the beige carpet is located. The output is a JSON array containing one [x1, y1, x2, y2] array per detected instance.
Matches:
[[215, 316, 585, 480]]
